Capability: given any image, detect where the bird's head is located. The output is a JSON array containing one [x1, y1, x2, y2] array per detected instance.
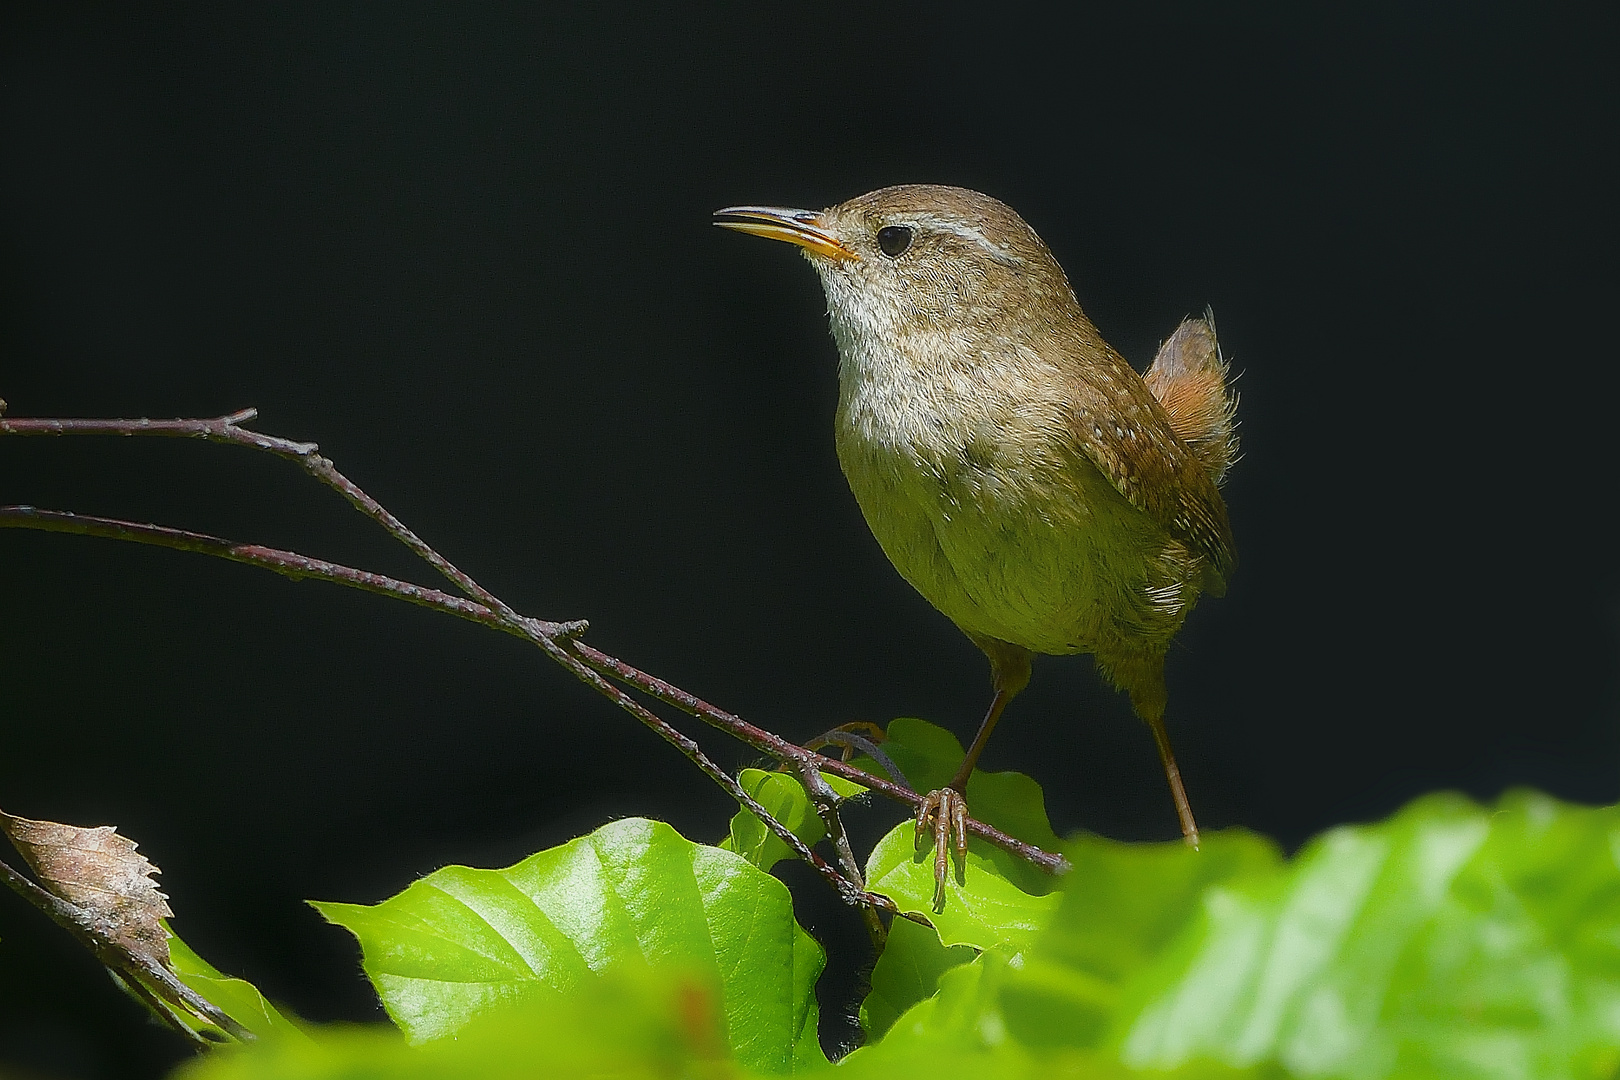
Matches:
[[716, 185, 1084, 347]]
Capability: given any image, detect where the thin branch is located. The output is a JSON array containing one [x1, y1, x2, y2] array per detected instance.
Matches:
[[0, 503, 1066, 878], [0, 506, 568, 634], [1, 409, 1070, 880]]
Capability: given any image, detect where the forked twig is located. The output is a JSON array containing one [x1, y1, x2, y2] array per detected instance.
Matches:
[[0, 408, 1070, 891], [0, 510, 887, 911]]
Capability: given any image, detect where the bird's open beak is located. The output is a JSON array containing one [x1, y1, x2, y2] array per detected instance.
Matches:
[[713, 206, 856, 261]]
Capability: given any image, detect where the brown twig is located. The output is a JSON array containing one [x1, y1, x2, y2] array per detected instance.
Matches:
[[1, 409, 1070, 881], [0, 506, 568, 633]]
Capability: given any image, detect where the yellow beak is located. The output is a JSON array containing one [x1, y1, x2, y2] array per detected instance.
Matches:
[[713, 206, 856, 261]]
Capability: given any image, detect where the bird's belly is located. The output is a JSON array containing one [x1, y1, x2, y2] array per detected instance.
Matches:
[[836, 425, 1171, 657]]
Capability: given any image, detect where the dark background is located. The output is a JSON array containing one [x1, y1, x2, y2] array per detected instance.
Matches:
[[1, 4, 1615, 1077]]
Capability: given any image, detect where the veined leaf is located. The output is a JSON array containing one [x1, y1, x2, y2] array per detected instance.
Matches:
[[866, 824, 1061, 955], [171, 788, 1620, 1079], [313, 817, 827, 1074], [852, 718, 1063, 892]]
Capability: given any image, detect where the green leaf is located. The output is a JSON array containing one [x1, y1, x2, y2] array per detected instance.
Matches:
[[995, 829, 1281, 1054], [1107, 792, 1620, 1076], [848, 716, 967, 792], [720, 767, 866, 872], [174, 788, 1620, 1079], [859, 915, 976, 1040], [166, 924, 306, 1040], [844, 954, 1246, 1079], [842, 954, 1027, 1075], [313, 817, 827, 1074]]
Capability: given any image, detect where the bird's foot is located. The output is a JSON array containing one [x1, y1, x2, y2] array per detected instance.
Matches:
[[915, 787, 969, 912], [804, 721, 889, 760], [821, 721, 888, 752]]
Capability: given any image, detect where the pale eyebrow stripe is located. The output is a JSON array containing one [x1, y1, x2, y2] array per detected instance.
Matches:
[[912, 217, 1028, 267]]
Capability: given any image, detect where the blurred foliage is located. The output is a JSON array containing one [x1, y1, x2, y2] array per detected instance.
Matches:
[[164, 720, 1620, 1079]]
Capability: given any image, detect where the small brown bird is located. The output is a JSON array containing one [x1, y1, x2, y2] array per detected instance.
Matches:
[[716, 186, 1236, 897]]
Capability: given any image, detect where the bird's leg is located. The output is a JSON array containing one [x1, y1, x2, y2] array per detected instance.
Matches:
[[916, 638, 1032, 911], [1144, 711, 1199, 848], [948, 682, 1016, 791], [1117, 659, 1200, 847]]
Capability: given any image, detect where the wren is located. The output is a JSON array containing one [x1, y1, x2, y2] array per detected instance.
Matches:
[[716, 186, 1237, 897]]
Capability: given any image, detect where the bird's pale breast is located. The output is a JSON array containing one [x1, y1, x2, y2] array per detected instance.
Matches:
[[832, 332, 1194, 661]]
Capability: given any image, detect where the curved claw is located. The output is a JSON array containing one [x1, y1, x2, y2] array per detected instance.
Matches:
[[915, 788, 969, 912], [804, 723, 912, 789]]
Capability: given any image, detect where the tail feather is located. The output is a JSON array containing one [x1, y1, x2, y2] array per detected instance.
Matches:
[[1144, 309, 1238, 485]]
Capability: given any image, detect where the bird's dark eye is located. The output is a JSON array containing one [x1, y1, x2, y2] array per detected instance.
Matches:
[[876, 225, 913, 257]]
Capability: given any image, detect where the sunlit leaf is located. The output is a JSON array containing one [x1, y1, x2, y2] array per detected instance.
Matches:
[[852, 718, 1063, 891], [843, 954, 1249, 1079], [313, 816, 826, 1073], [1112, 791, 1620, 1078], [169, 788, 1620, 1080], [866, 825, 1061, 955], [995, 829, 1281, 1054]]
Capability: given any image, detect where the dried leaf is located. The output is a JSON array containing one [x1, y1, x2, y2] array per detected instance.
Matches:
[[0, 810, 172, 964], [0, 808, 260, 1044]]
